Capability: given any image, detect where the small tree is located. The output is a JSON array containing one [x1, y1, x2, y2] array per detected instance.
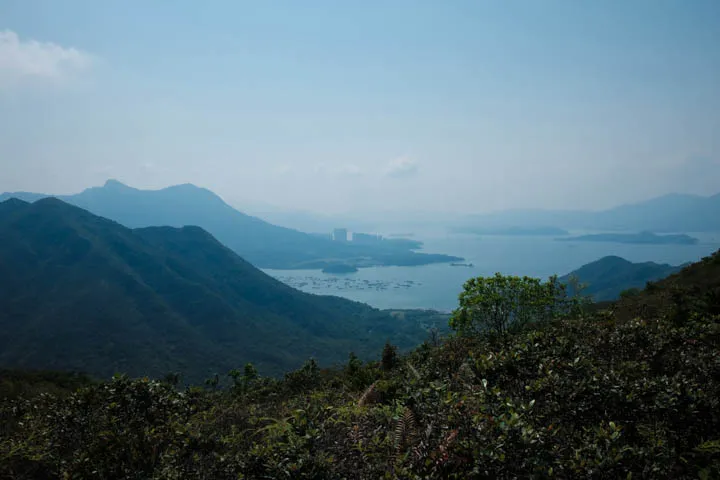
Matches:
[[381, 341, 398, 372], [345, 352, 363, 376], [204, 373, 220, 391], [162, 372, 181, 387], [228, 363, 259, 396], [344, 352, 374, 389], [450, 273, 570, 337], [284, 358, 321, 392], [620, 287, 641, 300]]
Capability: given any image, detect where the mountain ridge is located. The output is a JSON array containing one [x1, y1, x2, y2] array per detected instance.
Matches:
[[0, 181, 461, 269], [459, 191, 720, 232], [0, 198, 437, 382]]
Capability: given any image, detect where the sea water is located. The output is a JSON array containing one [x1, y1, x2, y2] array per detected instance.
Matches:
[[264, 233, 720, 312]]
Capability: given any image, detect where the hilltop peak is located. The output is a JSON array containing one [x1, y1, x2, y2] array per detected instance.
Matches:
[[0, 197, 30, 207], [103, 179, 132, 190], [0, 197, 31, 217], [595, 255, 632, 264], [32, 196, 67, 207], [171, 182, 201, 190], [562, 255, 681, 302], [165, 182, 214, 194]]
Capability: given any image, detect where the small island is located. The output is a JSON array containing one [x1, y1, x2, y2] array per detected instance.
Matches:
[[321, 264, 359, 274], [557, 231, 699, 245]]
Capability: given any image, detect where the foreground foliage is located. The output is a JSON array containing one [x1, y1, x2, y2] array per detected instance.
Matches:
[[1, 253, 719, 479]]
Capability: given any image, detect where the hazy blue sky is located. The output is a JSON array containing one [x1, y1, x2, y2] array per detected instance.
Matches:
[[1, 1, 719, 214]]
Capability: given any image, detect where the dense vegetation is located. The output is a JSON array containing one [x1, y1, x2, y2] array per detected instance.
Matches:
[[0, 198, 443, 383], [561, 255, 683, 302], [2, 250, 718, 479], [0, 180, 462, 269]]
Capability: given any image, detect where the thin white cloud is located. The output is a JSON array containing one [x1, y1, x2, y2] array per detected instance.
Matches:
[[0, 30, 92, 87], [385, 156, 418, 178]]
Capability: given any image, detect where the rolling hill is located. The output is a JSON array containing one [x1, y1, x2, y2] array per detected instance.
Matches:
[[561, 255, 683, 301], [0, 180, 461, 269], [0, 198, 437, 382]]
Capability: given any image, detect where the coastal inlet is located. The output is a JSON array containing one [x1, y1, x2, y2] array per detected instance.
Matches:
[[271, 275, 422, 293]]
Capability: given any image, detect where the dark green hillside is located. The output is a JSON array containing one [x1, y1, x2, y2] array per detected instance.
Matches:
[[1, 250, 718, 478], [561, 255, 683, 301], [613, 248, 720, 322], [0, 198, 437, 382], [0, 369, 94, 400]]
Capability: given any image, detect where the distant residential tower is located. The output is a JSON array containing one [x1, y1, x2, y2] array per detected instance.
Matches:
[[333, 228, 348, 242], [352, 232, 383, 243]]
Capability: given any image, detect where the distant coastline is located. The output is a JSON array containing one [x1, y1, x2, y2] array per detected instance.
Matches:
[[321, 264, 359, 274], [292, 251, 464, 270], [557, 231, 699, 245]]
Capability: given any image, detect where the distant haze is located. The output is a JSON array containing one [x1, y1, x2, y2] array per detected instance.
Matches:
[[1, 1, 719, 216]]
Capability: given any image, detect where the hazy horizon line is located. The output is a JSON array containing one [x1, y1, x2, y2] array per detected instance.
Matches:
[[1, 177, 718, 219]]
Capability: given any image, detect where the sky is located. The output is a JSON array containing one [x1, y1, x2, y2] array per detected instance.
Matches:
[[1, 0, 719, 215]]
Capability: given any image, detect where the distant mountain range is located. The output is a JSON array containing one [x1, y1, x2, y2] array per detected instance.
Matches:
[[0, 180, 460, 269], [557, 231, 699, 245], [561, 256, 684, 301], [460, 192, 720, 232], [0, 198, 439, 382]]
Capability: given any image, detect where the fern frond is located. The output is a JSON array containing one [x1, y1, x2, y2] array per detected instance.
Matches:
[[407, 363, 421, 381], [403, 407, 417, 443], [394, 415, 406, 449], [358, 381, 379, 407], [394, 407, 418, 451]]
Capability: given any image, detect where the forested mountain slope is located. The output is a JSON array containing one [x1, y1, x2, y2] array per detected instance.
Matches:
[[0, 198, 435, 382]]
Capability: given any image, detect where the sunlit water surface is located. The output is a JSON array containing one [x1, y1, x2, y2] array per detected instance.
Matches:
[[264, 233, 720, 312]]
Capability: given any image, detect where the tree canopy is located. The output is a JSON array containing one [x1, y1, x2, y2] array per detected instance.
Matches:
[[449, 273, 581, 336]]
